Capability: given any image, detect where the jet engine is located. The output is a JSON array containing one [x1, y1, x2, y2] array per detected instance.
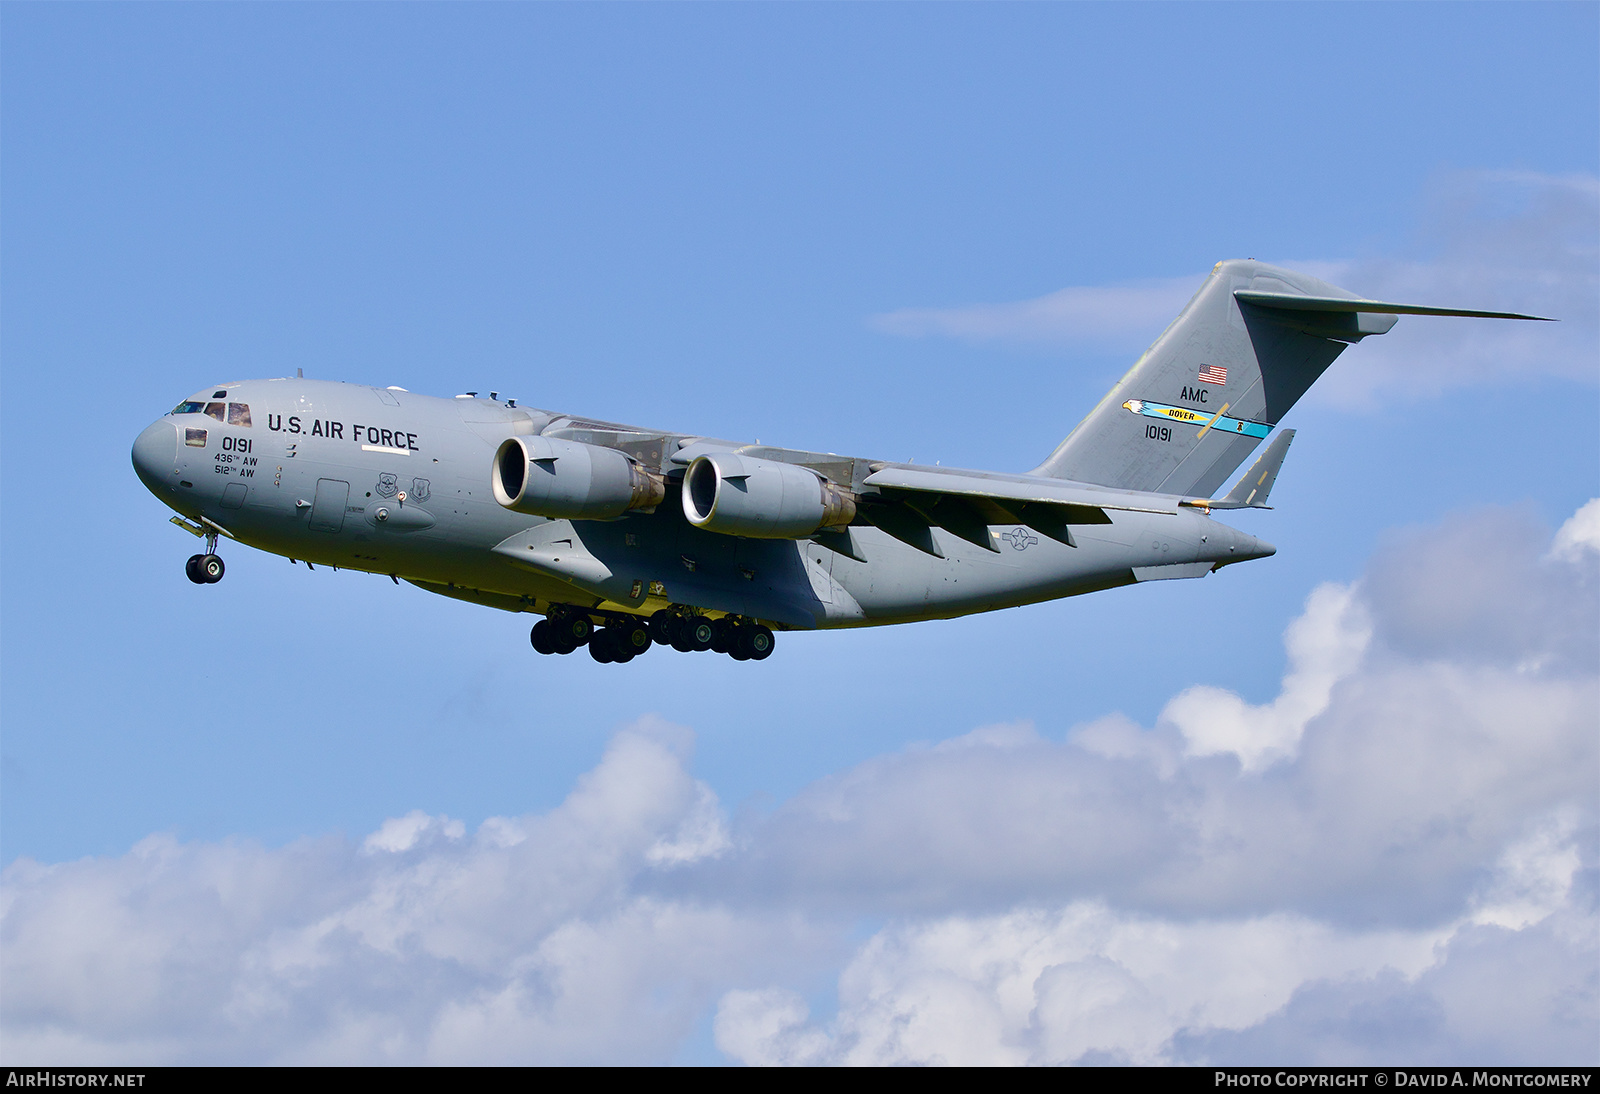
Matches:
[[493, 436, 665, 519], [682, 452, 856, 538]]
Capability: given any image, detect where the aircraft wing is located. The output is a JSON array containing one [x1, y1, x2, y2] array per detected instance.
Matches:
[[545, 422, 1191, 559], [855, 464, 1179, 556]]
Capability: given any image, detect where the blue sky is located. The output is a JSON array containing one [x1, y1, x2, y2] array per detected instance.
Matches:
[[2, 3, 1595, 1065]]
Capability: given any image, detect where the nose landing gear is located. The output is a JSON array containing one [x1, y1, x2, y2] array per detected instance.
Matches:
[[185, 553, 225, 584], [185, 529, 226, 584]]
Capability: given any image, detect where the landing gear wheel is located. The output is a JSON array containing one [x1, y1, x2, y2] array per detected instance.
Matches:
[[530, 619, 556, 655], [648, 610, 676, 646], [589, 635, 615, 663], [688, 619, 715, 652], [185, 554, 206, 584], [200, 554, 225, 583], [616, 622, 652, 657], [668, 616, 696, 652], [747, 625, 774, 660], [710, 618, 734, 654], [556, 615, 592, 646]]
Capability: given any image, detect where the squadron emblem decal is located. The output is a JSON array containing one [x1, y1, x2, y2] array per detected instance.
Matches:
[[1122, 399, 1270, 439]]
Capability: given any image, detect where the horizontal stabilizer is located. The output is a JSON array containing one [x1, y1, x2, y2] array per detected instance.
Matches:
[[1235, 291, 1554, 322]]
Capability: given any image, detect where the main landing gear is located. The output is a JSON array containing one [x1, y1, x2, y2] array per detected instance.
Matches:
[[647, 608, 773, 660], [528, 606, 775, 664], [185, 531, 225, 585]]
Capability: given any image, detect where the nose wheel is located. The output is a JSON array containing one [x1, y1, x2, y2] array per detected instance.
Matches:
[[186, 553, 225, 584], [185, 529, 226, 584]]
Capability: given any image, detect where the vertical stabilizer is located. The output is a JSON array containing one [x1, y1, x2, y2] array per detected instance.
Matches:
[[1031, 261, 1384, 496]]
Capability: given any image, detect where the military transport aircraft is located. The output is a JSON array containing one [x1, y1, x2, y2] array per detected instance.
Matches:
[[131, 260, 1546, 663]]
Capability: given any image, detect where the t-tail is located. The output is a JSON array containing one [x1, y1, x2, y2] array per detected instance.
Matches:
[[1030, 259, 1550, 498]]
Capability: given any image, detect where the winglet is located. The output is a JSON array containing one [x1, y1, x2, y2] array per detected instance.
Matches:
[[1183, 428, 1295, 511]]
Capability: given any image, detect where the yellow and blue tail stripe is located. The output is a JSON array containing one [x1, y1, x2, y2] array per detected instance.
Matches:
[[1122, 399, 1271, 439]]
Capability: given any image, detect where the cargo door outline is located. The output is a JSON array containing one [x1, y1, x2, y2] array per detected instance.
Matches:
[[310, 478, 350, 533]]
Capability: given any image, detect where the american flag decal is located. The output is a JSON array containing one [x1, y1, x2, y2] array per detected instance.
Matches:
[[1197, 364, 1228, 385]]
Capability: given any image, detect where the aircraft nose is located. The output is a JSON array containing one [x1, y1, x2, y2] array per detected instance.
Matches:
[[131, 419, 177, 493]]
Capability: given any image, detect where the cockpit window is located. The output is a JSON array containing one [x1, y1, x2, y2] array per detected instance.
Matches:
[[171, 399, 249, 424], [185, 428, 207, 447]]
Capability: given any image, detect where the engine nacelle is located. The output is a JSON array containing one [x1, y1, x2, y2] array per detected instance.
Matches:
[[682, 452, 856, 538], [493, 436, 665, 519]]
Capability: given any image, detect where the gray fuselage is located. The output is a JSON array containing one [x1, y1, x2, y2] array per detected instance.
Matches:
[[130, 378, 1273, 631]]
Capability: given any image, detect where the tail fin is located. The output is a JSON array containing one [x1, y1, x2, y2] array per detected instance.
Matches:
[[1030, 260, 1549, 496]]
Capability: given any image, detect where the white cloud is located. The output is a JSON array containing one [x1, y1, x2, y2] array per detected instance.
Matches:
[[3, 504, 1595, 1065], [1169, 903, 1599, 1066], [0, 721, 813, 1065], [718, 905, 1459, 1066], [1470, 812, 1584, 931], [1551, 497, 1600, 563], [868, 277, 1197, 347], [363, 810, 466, 854], [714, 988, 833, 1067], [870, 171, 1598, 405], [1162, 582, 1371, 773], [709, 500, 1598, 1065]]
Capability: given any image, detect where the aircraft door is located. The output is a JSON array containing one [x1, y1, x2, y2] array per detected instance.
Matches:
[[309, 478, 350, 533]]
